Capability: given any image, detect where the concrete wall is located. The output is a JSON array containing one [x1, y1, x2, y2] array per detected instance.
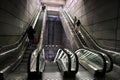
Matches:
[[64, 0, 120, 51], [0, 0, 41, 46]]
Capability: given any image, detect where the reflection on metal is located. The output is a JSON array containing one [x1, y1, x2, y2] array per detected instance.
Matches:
[[30, 49, 37, 72], [38, 9, 47, 51], [64, 48, 77, 71], [33, 8, 42, 28], [54, 48, 69, 71], [0, 66, 10, 73], [75, 49, 107, 75], [88, 64, 98, 71]]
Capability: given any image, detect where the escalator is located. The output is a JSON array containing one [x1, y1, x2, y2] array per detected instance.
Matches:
[[0, 8, 116, 80], [59, 10, 116, 80], [27, 12, 79, 79], [42, 48, 78, 80], [34, 10, 113, 80], [27, 47, 78, 80], [0, 8, 45, 80], [38, 48, 61, 80], [40, 13, 78, 79], [5, 10, 44, 79], [17, 9, 118, 80]]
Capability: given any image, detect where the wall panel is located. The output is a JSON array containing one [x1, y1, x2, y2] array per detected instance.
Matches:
[[64, 0, 120, 51], [0, 0, 41, 46]]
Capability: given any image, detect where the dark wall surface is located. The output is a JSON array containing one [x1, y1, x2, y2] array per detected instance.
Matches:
[[0, 0, 40, 46], [64, 0, 120, 51]]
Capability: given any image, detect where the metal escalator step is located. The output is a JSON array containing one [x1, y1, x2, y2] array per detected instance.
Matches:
[[27, 47, 34, 50], [42, 72, 62, 80], [22, 59, 28, 63], [23, 55, 29, 58], [6, 73, 27, 80], [27, 45, 36, 49], [25, 50, 32, 53]]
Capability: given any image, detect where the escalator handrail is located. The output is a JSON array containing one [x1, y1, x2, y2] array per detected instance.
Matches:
[[73, 52, 79, 73], [0, 9, 40, 54], [64, 49, 79, 73], [36, 49, 46, 73], [61, 48, 71, 72], [28, 49, 39, 73], [63, 11, 113, 73], [36, 50, 40, 73], [27, 51, 33, 73]]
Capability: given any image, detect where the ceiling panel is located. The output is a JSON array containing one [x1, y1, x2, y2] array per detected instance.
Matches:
[[40, 0, 67, 6]]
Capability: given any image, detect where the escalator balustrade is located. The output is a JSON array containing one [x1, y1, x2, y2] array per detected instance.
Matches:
[[75, 49, 108, 77]]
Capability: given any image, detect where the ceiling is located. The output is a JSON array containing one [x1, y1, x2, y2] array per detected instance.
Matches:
[[40, 0, 67, 7], [40, 0, 67, 12]]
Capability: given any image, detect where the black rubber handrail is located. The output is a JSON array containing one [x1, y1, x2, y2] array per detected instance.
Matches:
[[36, 48, 46, 73], [65, 12, 113, 72], [73, 53, 79, 73], [64, 49, 79, 74], [27, 52, 33, 74], [36, 49, 44, 72], [36, 50, 40, 73], [60, 48, 71, 72]]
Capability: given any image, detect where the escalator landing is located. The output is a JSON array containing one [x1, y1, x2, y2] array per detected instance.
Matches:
[[43, 61, 62, 80], [43, 72, 62, 80], [44, 61, 59, 72]]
